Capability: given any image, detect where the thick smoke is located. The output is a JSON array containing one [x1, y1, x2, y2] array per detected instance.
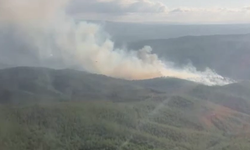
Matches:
[[0, 0, 234, 86]]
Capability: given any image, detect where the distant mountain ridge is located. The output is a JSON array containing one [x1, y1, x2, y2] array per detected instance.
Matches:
[[129, 33, 250, 80]]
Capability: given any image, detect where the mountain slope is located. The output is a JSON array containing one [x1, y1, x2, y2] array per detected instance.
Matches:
[[129, 34, 250, 80], [0, 67, 167, 103], [1, 67, 250, 149], [1, 67, 250, 112], [1, 99, 250, 150]]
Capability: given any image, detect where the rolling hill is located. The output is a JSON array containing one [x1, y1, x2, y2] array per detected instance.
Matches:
[[1, 67, 250, 113], [1, 67, 250, 150], [129, 34, 250, 80], [0, 67, 167, 104]]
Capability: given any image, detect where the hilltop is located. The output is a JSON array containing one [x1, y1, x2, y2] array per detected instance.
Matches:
[[1, 67, 250, 150]]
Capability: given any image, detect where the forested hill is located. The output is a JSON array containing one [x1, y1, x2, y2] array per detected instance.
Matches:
[[129, 34, 250, 80], [1, 67, 250, 112], [0, 67, 164, 103], [1, 67, 250, 150]]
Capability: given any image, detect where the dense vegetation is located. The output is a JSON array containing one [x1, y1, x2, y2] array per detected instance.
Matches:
[[1, 99, 250, 150], [1, 67, 250, 150]]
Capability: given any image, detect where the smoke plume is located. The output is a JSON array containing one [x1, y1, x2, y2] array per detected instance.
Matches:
[[0, 0, 234, 86]]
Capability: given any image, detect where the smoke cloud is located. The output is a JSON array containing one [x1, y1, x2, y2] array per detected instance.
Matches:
[[0, 0, 234, 86], [0, 0, 68, 26]]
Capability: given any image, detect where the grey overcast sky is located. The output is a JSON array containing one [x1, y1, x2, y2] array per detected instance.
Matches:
[[158, 0, 250, 8], [68, 0, 250, 24]]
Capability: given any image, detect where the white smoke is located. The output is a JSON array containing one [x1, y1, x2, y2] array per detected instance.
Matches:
[[0, 0, 234, 86]]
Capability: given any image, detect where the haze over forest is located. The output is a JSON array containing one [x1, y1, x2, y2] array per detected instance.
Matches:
[[1, 0, 250, 150]]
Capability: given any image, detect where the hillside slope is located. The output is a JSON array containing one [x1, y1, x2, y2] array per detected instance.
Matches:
[[0, 67, 167, 103], [129, 34, 250, 80], [1, 67, 250, 149], [1, 99, 250, 150], [1, 67, 250, 115]]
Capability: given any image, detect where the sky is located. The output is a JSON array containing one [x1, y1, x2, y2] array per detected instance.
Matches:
[[158, 0, 250, 8], [66, 0, 250, 24]]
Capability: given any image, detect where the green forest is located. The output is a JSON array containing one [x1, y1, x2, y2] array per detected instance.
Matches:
[[1, 67, 250, 150]]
